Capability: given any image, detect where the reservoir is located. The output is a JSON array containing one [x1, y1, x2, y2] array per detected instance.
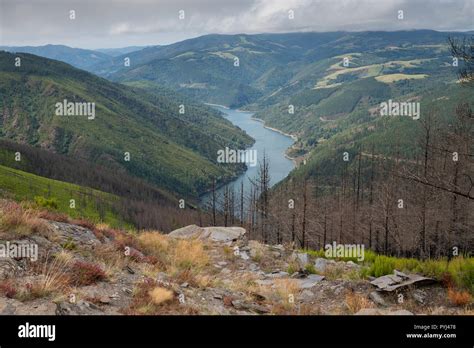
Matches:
[[200, 106, 295, 209]]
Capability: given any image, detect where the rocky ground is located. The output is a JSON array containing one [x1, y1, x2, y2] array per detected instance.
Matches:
[[0, 209, 471, 315]]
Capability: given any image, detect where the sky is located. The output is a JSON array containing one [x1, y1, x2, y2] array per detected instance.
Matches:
[[0, 0, 473, 49]]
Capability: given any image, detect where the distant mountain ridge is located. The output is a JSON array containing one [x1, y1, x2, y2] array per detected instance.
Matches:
[[0, 44, 112, 70], [95, 46, 151, 57], [94, 30, 469, 107]]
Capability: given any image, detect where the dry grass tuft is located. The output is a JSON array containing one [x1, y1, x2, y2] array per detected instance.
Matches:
[[148, 287, 174, 305], [34, 251, 73, 295], [0, 201, 53, 239], [345, 291, 373, 314], [137, 231, 170, 266], [256, 278, 300, 313], [447, 288, 472, 307], [171, 239, 209, 271], [124, 278, 194, 315], [91, 244, 129, 278]]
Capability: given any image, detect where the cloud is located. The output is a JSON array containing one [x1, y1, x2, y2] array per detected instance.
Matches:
[[0, 0, 472, 48]]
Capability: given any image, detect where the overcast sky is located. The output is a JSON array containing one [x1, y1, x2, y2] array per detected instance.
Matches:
[[0, 0, 472, 49]]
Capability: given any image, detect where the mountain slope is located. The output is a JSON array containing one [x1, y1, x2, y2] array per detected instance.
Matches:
[[0, 163, 126, 226], [0, 51, 253, 197], [98, 30, 469, 108], [0, 44, 112, 70], [95, 46, 150, 57]]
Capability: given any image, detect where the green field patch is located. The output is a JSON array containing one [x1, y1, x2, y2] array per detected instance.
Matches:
[[375, 73, 429, 83]]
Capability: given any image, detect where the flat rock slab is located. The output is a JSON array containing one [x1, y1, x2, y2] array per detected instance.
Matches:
[[168, 225, 245, 242], [297, 274, 325, 289], [370, 271, 435, 292]]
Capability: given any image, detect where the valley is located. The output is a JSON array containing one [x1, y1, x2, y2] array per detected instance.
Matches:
[[0, 25, 472, 319], [200, 106, 294, 210]]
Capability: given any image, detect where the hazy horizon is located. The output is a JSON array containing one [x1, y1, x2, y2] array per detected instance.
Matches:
[[1, 0, 472, 49], [1, 28, 473, 51]]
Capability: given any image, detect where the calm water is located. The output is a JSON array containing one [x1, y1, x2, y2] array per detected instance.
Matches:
[[200, 106, 295, 208]]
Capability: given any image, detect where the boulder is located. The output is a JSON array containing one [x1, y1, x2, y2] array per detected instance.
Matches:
[[290, 252, 309, 268], [369, 291, 387, 307], [413, 289, 426, 304], [168, 225, 245, 243], [51, 221, 101, 249], [314, 258, 329, 272], [300, 289, 315, 301], [240, 251, 250, 260]]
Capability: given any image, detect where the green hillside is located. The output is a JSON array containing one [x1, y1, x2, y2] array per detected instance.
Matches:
[[99, 30, 469, 108], [0, 164, 126, 227], [0, 51, 253, 197]]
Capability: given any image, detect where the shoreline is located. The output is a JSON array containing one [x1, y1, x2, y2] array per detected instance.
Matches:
[[211, 104, 299, 164], [204, 102, 230, 109], [250, 116, 298, 142], [250, 117, 299, 164]]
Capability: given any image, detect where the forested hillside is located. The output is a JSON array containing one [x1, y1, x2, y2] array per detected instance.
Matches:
[[0, 51, 253, 198]]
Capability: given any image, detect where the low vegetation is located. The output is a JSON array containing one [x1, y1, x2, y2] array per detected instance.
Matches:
[[302, 247, 473, 295]]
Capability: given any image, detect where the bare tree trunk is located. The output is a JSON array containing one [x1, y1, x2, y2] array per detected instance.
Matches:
[[211, 178, 216, 226], [301, 178, 308, 248]]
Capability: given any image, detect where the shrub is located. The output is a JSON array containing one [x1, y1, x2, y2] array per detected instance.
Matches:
[[37, 210, 69, 223], [304, 263, 317, 274], [368, 255, 395, 277], [20, 282, 51, 301], [34, 196, 58, 210], [416, 259, 447, 279], [302, 249, 325, 258], [286, 262, 299, 275], [0, 280, 18, 298], [70, 261, 106, 286], [363, 250, 378, 264], [70, 219, 96, 230], [447, 257, 474, 294], [447, 288, 472, 306]]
